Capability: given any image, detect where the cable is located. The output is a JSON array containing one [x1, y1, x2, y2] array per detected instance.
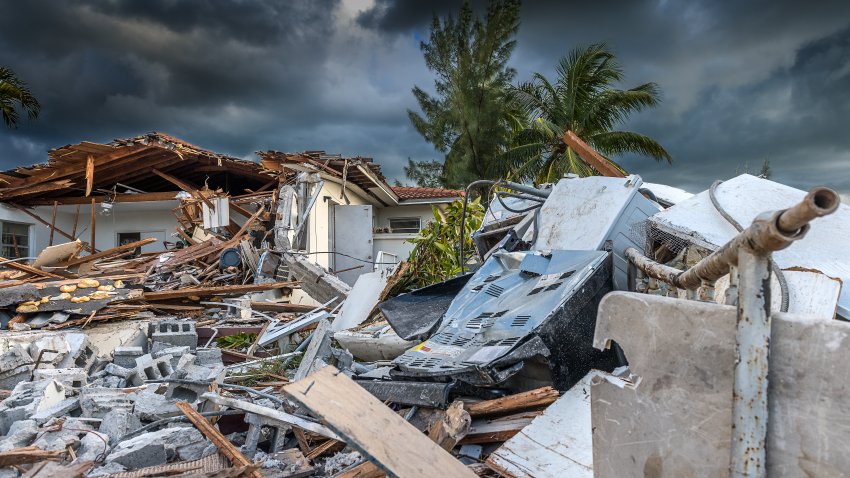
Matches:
[[294, 251, 398, 265], [709, 180, 789, 312], [495, 192, 544, 214]]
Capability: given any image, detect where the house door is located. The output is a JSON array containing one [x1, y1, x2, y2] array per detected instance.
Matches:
[[332, 205, 373, 286]]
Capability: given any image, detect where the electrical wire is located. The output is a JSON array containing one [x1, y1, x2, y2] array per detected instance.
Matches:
[[294, 251, 398, 265], [709, 180, 789, 312]]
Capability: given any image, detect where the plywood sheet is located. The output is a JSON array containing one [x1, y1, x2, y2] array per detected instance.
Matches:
[[282, 366, 476, 478]]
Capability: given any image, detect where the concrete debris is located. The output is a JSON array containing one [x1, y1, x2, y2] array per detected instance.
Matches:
[[0, 136, 845, 478]]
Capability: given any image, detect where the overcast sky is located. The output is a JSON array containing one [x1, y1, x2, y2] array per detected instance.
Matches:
[[1, 0, 849, 196]]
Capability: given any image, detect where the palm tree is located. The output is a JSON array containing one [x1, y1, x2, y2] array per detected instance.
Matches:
[[501, 43, 671, 182], [0, 67, 40, 129]]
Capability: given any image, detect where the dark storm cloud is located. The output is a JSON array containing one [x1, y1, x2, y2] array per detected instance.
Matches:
[[1, 0, 849, 197]]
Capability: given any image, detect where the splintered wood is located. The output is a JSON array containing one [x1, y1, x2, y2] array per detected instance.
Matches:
[[282, 366, 476, 478]]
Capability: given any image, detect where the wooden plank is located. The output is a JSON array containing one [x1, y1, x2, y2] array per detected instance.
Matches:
[[460, 411, 541, 444], [562, 130, 626, 178], [152, 168, 216, 210], [141, 281, 296, 301], [282, 366, 476, 478], [251, 301, 329, 313], [342, 401, 471, 478], [465, 386, 559, 417], [64, 237, 157, 267], [176, 401, 264, 478], [85, 154, 95, 196], [0, 257, 63, 279], [0, 179, 75, 199]]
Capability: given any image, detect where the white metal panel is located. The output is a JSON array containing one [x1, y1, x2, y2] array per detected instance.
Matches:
[[202, 197, 230, 229], [332, 204, 373, 286], [487, 372, 595, 478], [651, 174, 850, 317], [533, 175, 661, 290]]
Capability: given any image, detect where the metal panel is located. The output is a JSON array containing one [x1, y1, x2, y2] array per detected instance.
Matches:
[[333, 204, 373, 286]]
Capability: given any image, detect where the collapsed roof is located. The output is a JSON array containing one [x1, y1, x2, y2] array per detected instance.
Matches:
[[0, 132, 279, 206]]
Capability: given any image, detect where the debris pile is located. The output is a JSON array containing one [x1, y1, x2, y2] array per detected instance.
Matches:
[[0, 147, 846, 477]]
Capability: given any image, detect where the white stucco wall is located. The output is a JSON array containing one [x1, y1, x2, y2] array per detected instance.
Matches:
[[373, 204, 439, 261]]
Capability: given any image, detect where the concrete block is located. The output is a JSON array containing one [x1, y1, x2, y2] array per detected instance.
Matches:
[[132, 388, 181, 421], [99, 409, 142, 446], [150, 320, 197, 350], [57, 333, 98, 371], [79, 387, 134, 419], [112, 346, 143, 369], [243, 412, 289, 456], [32, 368, 87, 388], [153, 345, 190, 368], [195, 348, 223, 367], [107, 442, 167, 469], [104, 363, 132, 378], [74, 431, 111, 463], [134, 353, 174, 381], [31, 418, 92, 451], [31, 396, 80, 424], [0, 419, 36, 451], [87, 462, 127, 477], [29, 335, 69, 366], [0, 345, 34, 390], [107, 426, 205, 468]]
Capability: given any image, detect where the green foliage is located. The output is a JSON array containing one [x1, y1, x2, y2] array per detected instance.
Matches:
[[216, 332, 257, 350], [404, 158, 446, 187], [0, 67, 40, 129], [402, 198, 485, 289], [408, 0, 522, 188], [501, 43, 671, 182]]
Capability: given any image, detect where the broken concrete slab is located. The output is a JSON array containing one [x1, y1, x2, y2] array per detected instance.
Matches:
[[112, 346, 143, 369], [98, 409, 142, 446], [79, 387, 134, 419], [0, 345, 34, 390]]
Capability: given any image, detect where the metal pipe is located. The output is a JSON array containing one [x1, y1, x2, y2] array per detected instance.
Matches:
[[625, 187, 840, 290], [731, 250, 771, 477]]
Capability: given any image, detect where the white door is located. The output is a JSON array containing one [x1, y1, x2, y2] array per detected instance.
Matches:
[[332, 205, 373, 286]]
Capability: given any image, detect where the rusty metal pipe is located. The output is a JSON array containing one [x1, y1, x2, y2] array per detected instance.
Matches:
[[776, 186, 840, 234], [626, 187, 840, 290]]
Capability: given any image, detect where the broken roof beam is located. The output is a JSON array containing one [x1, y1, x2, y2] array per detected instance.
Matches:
[[562, 130, 626, 178], [140, 281, 296, 301], [27, 191, 183, 206], [152, 168, 216, 210], [64, 237, 158, 267]]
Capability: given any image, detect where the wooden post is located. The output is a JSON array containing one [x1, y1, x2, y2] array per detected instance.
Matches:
[[176, 402, 264, 478], [48, 201, 58, 246], [90, 198, 96, 253], [71, 204, 80, 239]]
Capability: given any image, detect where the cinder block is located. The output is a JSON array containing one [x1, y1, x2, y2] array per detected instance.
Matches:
[[150, 320, 197, 350], [113, 346, 144, 369]]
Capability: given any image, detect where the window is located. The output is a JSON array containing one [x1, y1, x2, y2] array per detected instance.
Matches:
[[117, 232, 142, 257], [1, 221, 30, 258], [388, 217, 421, 234]]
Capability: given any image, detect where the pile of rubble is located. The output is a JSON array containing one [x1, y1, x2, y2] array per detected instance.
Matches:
[[0, 169, 847, 477]]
